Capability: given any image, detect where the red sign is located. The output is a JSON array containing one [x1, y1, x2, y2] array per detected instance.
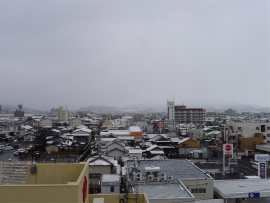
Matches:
[[225, 145, 231, 151], [260, 169, 265, 173], [82, 176, 87, 203]]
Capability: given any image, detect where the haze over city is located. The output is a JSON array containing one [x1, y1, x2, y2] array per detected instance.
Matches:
[[0, 0, 269, 111]]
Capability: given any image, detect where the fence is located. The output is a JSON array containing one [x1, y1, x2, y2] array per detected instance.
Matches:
[[0, 162, 28, 185]]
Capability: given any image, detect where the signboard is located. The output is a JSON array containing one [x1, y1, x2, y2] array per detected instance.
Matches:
[[254, 154, 269, 162], [157, 121, 164, 128], [229, 158, 238, 173], [102, 182, 119, 186], [229, 158, 237, 167], [249, 192, 260, 198], [223, 144, 233, 155], [259, 162, 266, 179]]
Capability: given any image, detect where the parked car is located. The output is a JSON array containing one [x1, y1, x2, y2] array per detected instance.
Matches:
[[252, 162, 259, 169], [13, 151, 19, 156]]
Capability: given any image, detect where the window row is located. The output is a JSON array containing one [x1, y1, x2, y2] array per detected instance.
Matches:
[[191, 188, 206, 193]]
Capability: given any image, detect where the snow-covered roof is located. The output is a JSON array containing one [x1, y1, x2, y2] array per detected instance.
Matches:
[[170, 137, 180, 142], [178, 137, 190, 144], [76, 125, 88, 129], [73, 128, 92, 133], [150, 150, 164, 155], [129, 126, 141, 133], [118, 136, 134, 140], [46, 136, 54, 140], [100, 138, 117, 142], [46, 140, 53, 145], [205, 130, 221, 135], [129, 149, 142, 154], [87, 155, 117, 166], [145, 144, 162, 152], [21, 125, 33, 130]]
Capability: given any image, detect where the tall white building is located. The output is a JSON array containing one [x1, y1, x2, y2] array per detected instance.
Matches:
[[167, 100, 206, 124], [58, 106, 69, 122]]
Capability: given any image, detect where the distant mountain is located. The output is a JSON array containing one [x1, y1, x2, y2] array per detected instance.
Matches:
[[74, 103, 167, 113], [205, 104, 269, 113], [0, 104, 39, 113]]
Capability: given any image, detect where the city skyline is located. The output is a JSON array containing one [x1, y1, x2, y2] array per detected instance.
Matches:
[[1, 0, 269, 110]]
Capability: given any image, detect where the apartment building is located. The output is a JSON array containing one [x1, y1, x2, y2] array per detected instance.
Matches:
[[58, 106, 69, 122], [227, 121, 270, 144], [167, 100, 206, 124]]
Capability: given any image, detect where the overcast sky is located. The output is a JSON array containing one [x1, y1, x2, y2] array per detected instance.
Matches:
[[0, 0, 269, 111]]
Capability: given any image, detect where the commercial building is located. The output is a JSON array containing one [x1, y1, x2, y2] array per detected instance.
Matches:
[[214, 179, 270, 202], [129, 126, 142, 139], [167, 100, 206, 124], [125, 159, 214, 201], [58, 106, 69, 122]]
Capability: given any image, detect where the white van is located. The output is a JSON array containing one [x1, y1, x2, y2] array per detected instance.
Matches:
[[252, 162, 259, 169]]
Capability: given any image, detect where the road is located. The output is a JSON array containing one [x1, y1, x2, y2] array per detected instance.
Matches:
[[208, 150, 270, 178], [0, 149, 77, 163]]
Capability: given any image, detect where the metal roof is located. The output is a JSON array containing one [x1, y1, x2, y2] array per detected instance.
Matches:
[[127, 159, 211, 180], [137, 183, 194, 199], [214, 179, 270, 199]]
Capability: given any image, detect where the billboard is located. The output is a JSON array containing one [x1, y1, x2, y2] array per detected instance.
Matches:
[[157, 121, 164, 128], [254, 154, 269, 162]]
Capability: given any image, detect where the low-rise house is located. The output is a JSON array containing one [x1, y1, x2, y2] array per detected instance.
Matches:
[[71, 128, 92, 143], [178, 138, 201, 157]]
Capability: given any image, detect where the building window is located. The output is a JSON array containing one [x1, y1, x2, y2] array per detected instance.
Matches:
[[237, 127, 242, 130], [267, 127, 270, 130], [253, 142, 257, 145], [267, 134, 270, 137], [256, 127, 260, 130], [191, 188, 206, 193]]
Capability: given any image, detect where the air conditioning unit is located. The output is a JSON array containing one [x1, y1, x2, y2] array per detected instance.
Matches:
[[154, 177, 160, 181], [133, 173, 142, 181], [148, 175, 154, 181], [160, 173, 167, 181], [167, 175, 173, 181]]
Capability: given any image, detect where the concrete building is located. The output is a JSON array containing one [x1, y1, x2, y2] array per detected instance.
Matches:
[[70, 118, 82, 127], [126, 159, 213, 201], [58, 106, 69, 122], [227, 121, 270, 144], [167, 100, 206, 124], [39, 119, 53, 127], [214, 179, 270, 203], [0, 162, 149, 203], [101, 174, 120, 194], [0, 114, 14, 119], [14, 110, 24, 117], [129, 126, 142, 139]]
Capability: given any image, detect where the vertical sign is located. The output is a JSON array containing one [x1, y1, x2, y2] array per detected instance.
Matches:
[[254, 154, 268, 179], [223, 144, 233, 174], [259, 162, 266, 179]]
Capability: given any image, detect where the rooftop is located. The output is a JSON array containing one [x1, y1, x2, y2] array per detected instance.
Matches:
[[214, 179, 270, 199], [137, 183, 194, 199], [127, 159, 211, 180]]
